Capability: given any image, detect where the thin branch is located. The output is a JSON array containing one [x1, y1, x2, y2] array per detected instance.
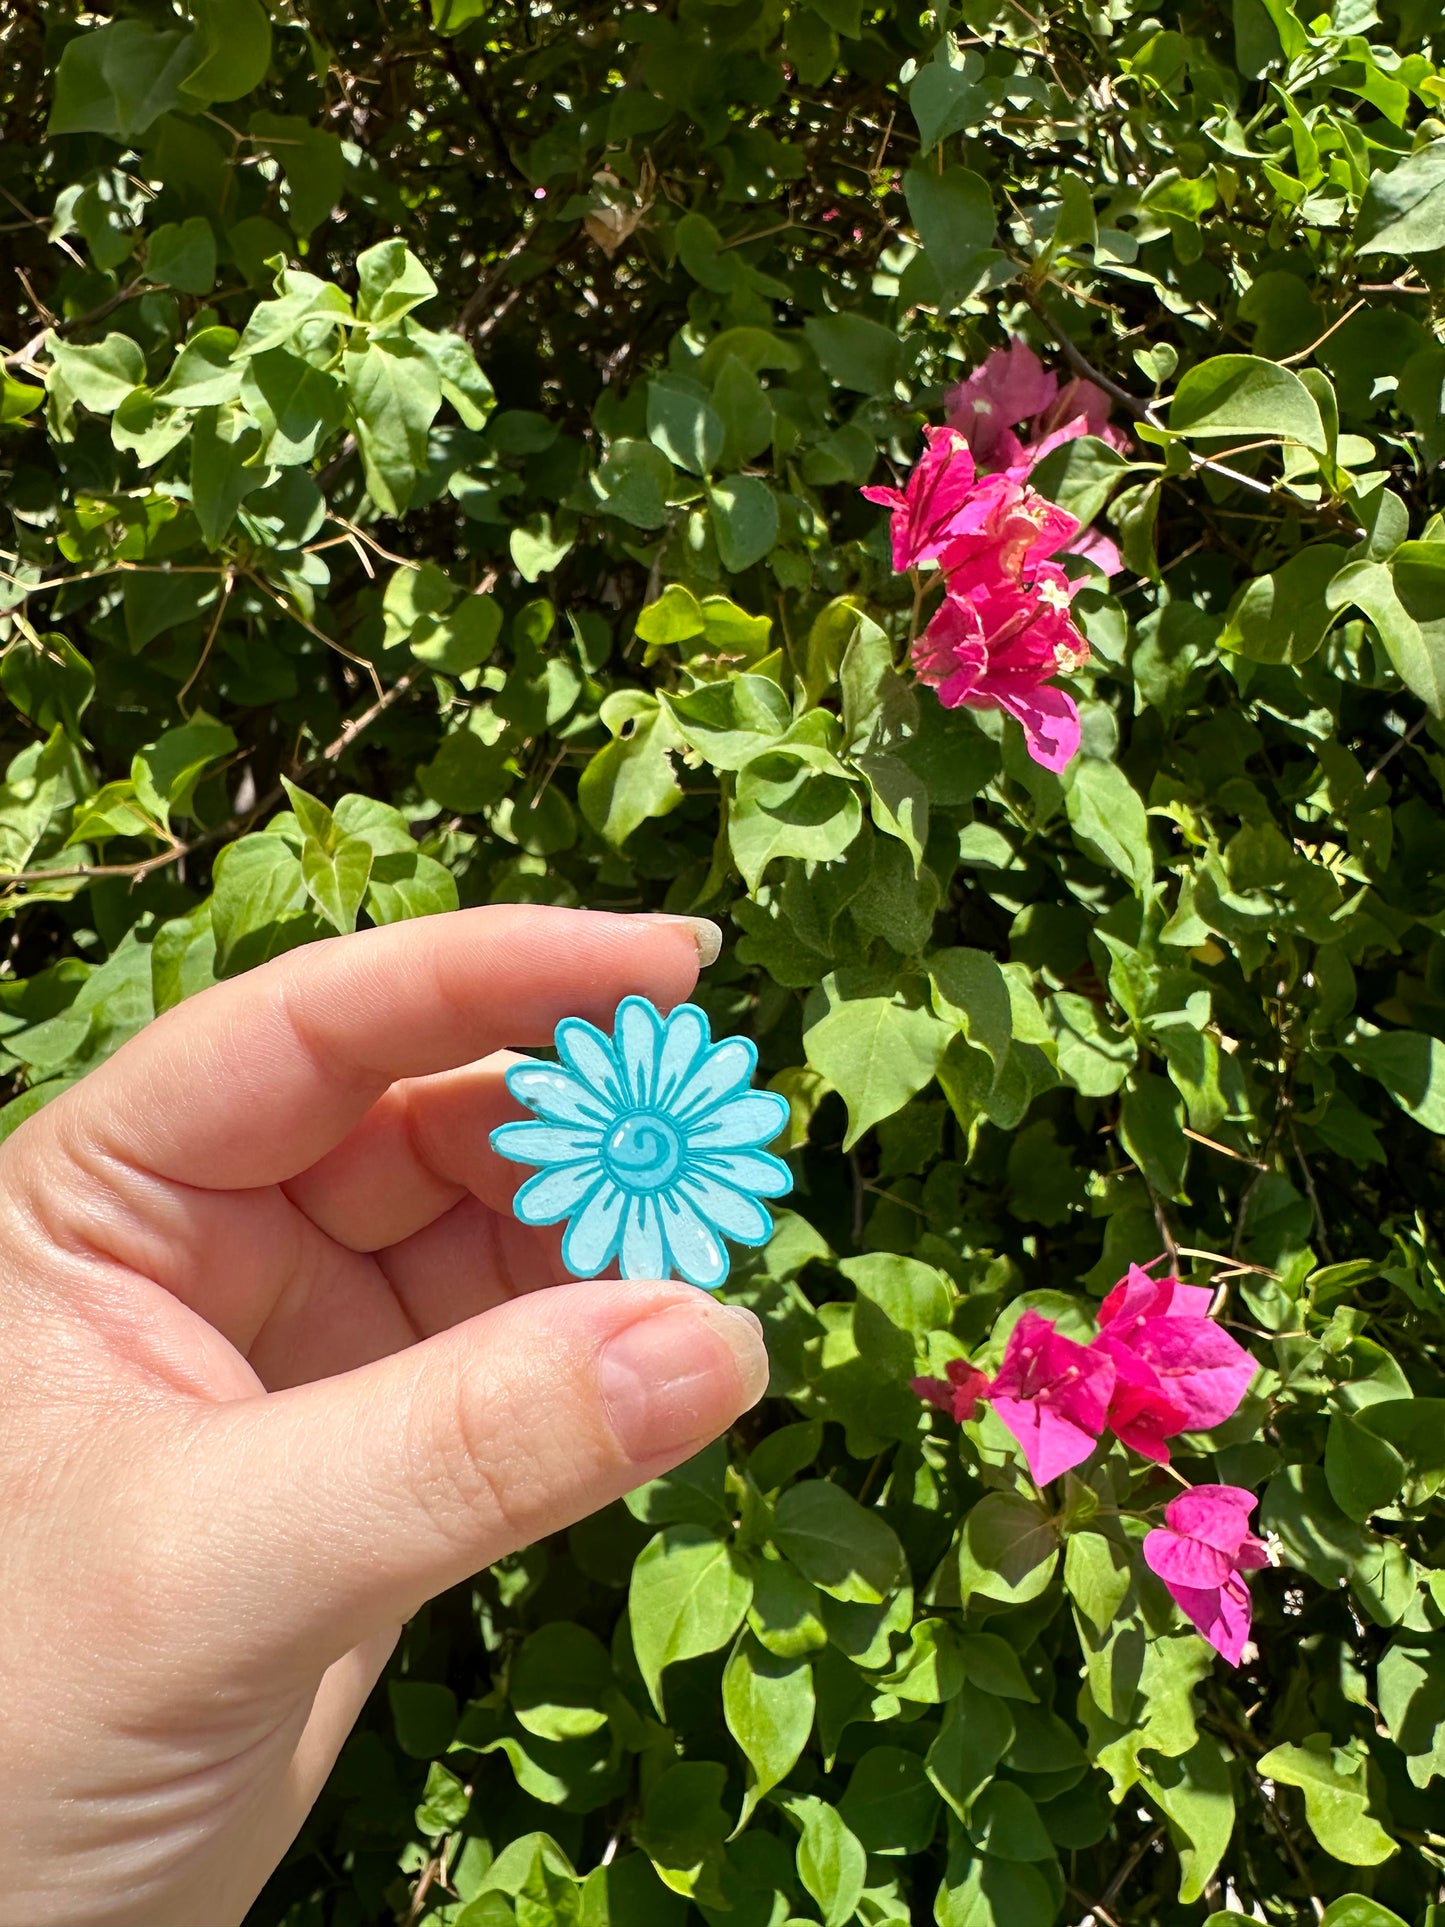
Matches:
[[0, 673, 417, 891]]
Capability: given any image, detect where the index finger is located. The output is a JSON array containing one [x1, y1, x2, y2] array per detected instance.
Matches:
[[26, 907, 716, 1189]]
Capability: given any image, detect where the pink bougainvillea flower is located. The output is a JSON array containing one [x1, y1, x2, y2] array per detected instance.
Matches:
[[1144, 1484, 1271, 1666], [911, 1358, 991, 1423], [935, 473, 1081, 587], [912, 567, 1087, 774], [945, 337, 1058, 467], [988, 1310, 1115, 1485], [1037, 373, 1130, 453], [860, 424, 980, 573], [1093, 1266, 1257, 1458]]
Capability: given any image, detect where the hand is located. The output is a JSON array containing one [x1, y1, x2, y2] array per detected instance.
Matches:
[[0, 906, 769, 1927]]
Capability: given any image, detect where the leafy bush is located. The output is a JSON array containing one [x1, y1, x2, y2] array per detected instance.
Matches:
[[6, 0, 1445, 1921]]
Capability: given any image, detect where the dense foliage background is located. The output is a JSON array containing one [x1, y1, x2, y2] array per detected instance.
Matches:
[[6, 0, 1445, 1922]]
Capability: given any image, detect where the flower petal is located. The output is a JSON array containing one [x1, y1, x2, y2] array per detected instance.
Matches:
[[654, 1003, 710, 1109], [993, 682, 1081, 774], [1143, 1526, 1234, 1590], [657, 1190, 728, 1290], [1161, 1484, 1260, 1553], [672, 1036, 758, 1121], [562, 1182, 625, 1277], [686, 1089, 789, 1150], [1142, 1320, 1257, 1431], [620, 1192, 666, 1280], [555, 1017, 626, 1109], [616, 996, 662, 1107], [514, 1161, 604, 1226], [505, 1063, 613, 1129], [695, 1148, 793, 1197], [490, 1120, 603, 1167], [1163, 1575, 1252, 1666], [678, 1170, 772, 1245], [991, 1394, 1100, 1486]]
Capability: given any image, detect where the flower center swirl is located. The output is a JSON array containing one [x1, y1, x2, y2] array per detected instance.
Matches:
[[601, 1110, 684, 1193]]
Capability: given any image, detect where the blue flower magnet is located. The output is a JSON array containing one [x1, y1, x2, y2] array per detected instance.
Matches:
[[490, 997, 792, 1289]]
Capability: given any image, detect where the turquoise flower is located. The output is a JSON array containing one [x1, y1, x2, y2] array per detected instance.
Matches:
[[491, 996, 792, 1289]]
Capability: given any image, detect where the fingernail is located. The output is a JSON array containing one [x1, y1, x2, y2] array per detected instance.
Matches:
[[598, 1299, 768, 1461], [643, 914, 722, 968]]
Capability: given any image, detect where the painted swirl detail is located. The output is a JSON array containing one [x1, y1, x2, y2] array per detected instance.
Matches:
[[601, 1110, 684, 1192]]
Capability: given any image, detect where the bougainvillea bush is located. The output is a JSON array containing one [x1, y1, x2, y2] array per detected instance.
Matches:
[[7, 0, 1445, 1920]]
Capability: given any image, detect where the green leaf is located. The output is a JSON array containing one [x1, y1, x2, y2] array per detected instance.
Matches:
[[1326, 1409, 1406, 1521], [803, 974, 950, 1148], [788, 1795, 867, 1927], [1319, 1903, 1409, 1927], [191, 406, 266, 548], [411, 592, 503, 675], [1256, 1737, 1395, 1866], [1219, 544, 1348, 665], [389, 1679, 458, 1758], [1169, 354, 1327, 452], [628, 1526, 753, 1716], [636, 1761, 730, 1904], [0, 631, 94, 737], [511, 1623, 612, 1742], [935, 1843, 1058, 1927], [1327, 552, 1445, 717], [730, 751, 862, 891], [966, 1783, 1051, 1862], [240, 349, 347, 466], [709, 476, 779, 572], [578, 694, 684, 847], [356, 238, 439, 328], [592, 439, 673, 529], [1141, 1738, 1236, 1904], [415, 1760, 471, 1835], [48, 333, 144, 416], [180, 0, 272, 103], [840, 1746, 940, 1854], [49, 20, 196, 140], [911, 47, 989, 154], [648, 375, 725, 477], [133, 714, 236, 831], [926, 1687, 1016, 1821], [955, 1633, 1037, 1702], [1357, 139, 1445, 256], [958, 1492, 1059, 1606], [156, 327, 245, 408], [723, 1636, 815, 1828], [145, 216, 217, 294], [1119, 1074, 1188, 1198], [903, 166, 997, 305], [209, 833, 314, 975], [772, 1481, 906, 1605], [1346, 1028, 1445, 1132], [804, 314, 905, 396], [1065, 759, 1152, 894], [345, 337, 442, 516]]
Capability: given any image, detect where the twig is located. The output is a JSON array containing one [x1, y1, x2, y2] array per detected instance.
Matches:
[[4, 279, 147, 370], [453, 224, 538, 340], [1183, 1126, 1267, 1167], [1364, 712, 1427, 787], [177, 565, 236, 714], [0, 674, 417, 890], [1290, 1120, 1335, 1264], [1017, 281, 1357, 533]]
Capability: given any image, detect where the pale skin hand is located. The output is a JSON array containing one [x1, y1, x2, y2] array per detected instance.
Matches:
[[0, 906, 769, 1927]]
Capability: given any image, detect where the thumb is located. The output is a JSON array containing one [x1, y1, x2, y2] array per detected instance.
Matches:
[[167, 1281, 768, 1675]]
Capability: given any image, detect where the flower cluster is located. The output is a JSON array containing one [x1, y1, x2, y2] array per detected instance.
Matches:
[[863, 339, 1126, 776], [913, 1265, 1270, 1663]]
